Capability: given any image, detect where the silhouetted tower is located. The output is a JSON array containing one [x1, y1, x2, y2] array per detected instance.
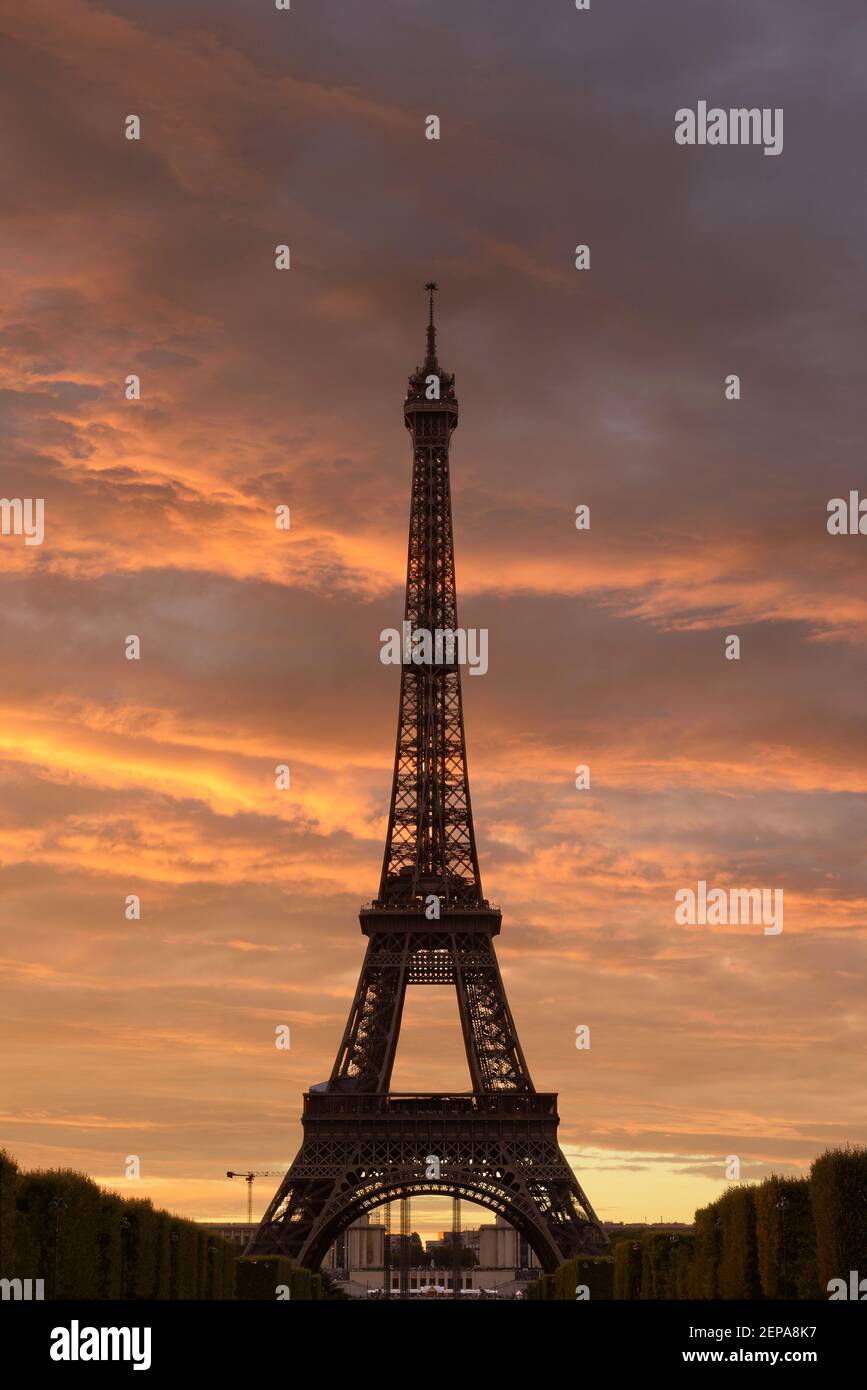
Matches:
[[246, 287, 606, 1272]]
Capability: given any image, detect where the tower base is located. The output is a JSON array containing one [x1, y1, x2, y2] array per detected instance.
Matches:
[[246, 1091, 607, 1273]]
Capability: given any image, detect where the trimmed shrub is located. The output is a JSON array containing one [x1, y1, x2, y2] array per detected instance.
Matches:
[[0, 1155, 240, 1301], [150, 1210, 173, 1300], [574, 1255, 614, 1300], [716, 1187, 761, 1300], [237, 1255, 313, 1300], [220, 1241, 236, 1300], [613, 1239, 644, 1300], [171, 1219, 199, 1300], [755, 1176, 819, 1300], [810, 1147, 867, 1293], [640, 1231, 689, 1299], [526, 1273, 556, 1300], [552, 1257, 572, 1299], [317, 1269, 348, 1300], [611, 1232, 692, 1299], [672, 1233, 695, 1298], [15, 1170, 104, 1299], [0, 1151, 19, 1280], [96, 1192, 124, 1298], [195, 1227, 210, 1299], [201, 1231, 235, 1299], [691, 1205, 721, 1299], [121, 1199, 159, 1299], [550, 1254, 613, 1300]]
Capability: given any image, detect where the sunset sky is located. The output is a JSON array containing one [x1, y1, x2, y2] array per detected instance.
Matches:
[[1, 0, 866, 1241]]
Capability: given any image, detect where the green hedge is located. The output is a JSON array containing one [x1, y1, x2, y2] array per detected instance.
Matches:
[[0, 1151, 19, 1284], [612, 1239, 643, 1300], [641, 1232, 694, 1299], [810, 1147, 867, 1292], [672, 1234, 695, 1297], [716, 1187, 761, 1299], [219, 1239, 237, 1300], [554, 1254, 614, 1299], [526, 1273, 555, 1300], [236, 1256, 317, 1300], [1, 1165, 237, 1299], [755, 1176, 819, 1299], [691, 1205, 720, 1299], [151, 1210, 172, 1300], [15, 1169, 105, 1298], [169, 1219, 189, 1300], [612, 1233, 693, 1300], [608, 1154, 865, 1301]]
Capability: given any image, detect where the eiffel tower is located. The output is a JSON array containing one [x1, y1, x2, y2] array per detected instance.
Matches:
[[246, 286, 607, 1272]]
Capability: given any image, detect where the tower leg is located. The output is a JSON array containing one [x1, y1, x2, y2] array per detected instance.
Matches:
[[329, 936, 409, 1092]]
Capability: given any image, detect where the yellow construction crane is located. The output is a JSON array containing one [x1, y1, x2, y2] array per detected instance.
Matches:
[[226, 1170, 285, 1225]]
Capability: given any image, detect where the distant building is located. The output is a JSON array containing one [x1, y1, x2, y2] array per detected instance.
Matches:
[[603, 1221, 692, 1232], [322, 1213, 385, 1271], [479, 1216, 540, 1269], [203, 1212, 541, 1297], [424, 1215, 540, 1268], [203, 1222, 256, 1248]]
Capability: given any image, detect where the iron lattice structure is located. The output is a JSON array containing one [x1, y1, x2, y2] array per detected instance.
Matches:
[[246, 287, 606, 1273]]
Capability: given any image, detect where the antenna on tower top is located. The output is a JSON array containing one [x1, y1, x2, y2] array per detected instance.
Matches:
[[424, 281, 438, 368]]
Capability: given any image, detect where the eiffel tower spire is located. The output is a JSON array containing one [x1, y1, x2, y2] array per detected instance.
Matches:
[[424, 279, 438, 369], [245, 289, 607, 1272], [378, 283, 483, 910]]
